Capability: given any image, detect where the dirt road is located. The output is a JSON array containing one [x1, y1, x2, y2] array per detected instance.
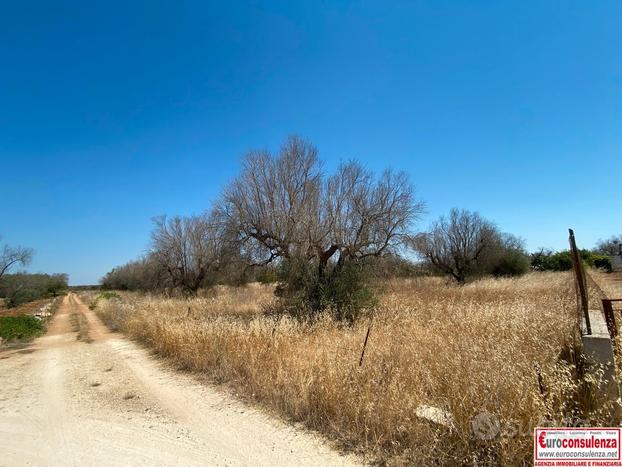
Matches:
[[0, 294, 359, 466]]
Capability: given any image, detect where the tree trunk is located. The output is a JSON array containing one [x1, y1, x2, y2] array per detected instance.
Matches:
[[317, 245, 339, 279]]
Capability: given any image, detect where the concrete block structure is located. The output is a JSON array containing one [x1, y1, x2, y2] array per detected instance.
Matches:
[[581, 309, 620, 402]]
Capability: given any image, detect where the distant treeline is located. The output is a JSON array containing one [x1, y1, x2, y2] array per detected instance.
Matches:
[[0, 273, 68, 308], [69, 284, 101, 291], [530, 248, 612, 272], [101, 243, 614, 293]]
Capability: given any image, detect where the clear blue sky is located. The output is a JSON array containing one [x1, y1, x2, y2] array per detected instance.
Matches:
[[1, 1, 621, 285]]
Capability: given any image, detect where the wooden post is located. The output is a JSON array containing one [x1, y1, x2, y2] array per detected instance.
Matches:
[[569, 229, 590, 335]]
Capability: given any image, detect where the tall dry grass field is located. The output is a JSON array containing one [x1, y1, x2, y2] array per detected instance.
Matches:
[[94, 273, 588, 464]]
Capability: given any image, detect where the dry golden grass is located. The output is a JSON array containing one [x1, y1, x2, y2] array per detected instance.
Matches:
[[94, 273, 595, 465], [589, 270, 622, 301]]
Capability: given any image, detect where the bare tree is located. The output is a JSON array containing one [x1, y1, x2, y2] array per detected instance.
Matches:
[[325, 163, 421, 271], [411, 209, 499, 283], [221, 136, 424, 278], [595, 235, 622, 256], [221, 137, 322, 266], [0, 237, 33, 280], [150, 212, 228, 294]]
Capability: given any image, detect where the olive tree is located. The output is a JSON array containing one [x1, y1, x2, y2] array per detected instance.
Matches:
[[221, 136, 424, 317], [411, 209, 526, 283]]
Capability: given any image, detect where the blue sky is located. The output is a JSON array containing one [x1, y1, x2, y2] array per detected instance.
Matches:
[[1, 1, 621, 285]]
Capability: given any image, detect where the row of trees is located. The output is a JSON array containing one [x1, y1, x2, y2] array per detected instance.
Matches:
[[104, 209, 619, 295], [102, 217, 249, 293], [102, 136, 537, 320], [413, 217, 619, 280], [530, 248, 613, 272], [103, 137, 427, 319], [0, 273, 68, 307]]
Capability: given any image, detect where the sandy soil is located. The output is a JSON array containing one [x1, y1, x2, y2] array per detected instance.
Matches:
[[604, 271, 622, 296], [0, 294, 360, 466]]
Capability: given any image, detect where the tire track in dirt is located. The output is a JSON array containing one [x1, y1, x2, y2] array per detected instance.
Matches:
[[0, 294, 360, 466]]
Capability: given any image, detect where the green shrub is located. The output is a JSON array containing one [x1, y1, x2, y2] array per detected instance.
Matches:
[[99, 291, 120, 300], [492, 250, 530, 277], [6, 289, 42, 308], [550, 251, 573, 271], [0, 315, 44, 341], [89, 291, 120, 310], [530, 249, 613, 272], [315, 261, 376, 322], [275, 257, 375, 323], [530, 250, 572, 271], [589, 254, 612, 272]]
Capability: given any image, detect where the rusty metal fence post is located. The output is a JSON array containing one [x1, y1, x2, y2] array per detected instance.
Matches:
[[569, 228, 591, 334], [358, 321, 372, 367], [602, 299, 622, 340]]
